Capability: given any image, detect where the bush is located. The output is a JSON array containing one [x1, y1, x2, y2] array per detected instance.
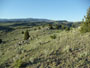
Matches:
[[42, 25, 45, 28], [24, 30, 30, 40], [50, 34, 56, 39], [65, 27, 70, 31], [34, 28, 37, 30], [61, 25, 65, 30], [80, 7, 90, 33], [38, 27, 41, 29], [21, 31, 24, 34], [0, 39, 2, 43], [48, 24, 53, 29], [56, 25, 62, 29], [15, 59, 22, 68]]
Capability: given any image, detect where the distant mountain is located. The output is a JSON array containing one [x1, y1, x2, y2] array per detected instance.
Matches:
[[0, 18, 77, 25], [0, 18, 54, 23]]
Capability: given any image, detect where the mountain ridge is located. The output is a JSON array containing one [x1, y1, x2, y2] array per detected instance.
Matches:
[[0, 18, 70, 23]]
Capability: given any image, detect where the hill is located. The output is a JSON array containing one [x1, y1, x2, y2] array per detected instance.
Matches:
[[0, 22, 90, 68]]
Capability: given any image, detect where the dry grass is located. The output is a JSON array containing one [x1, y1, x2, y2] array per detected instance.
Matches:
[[0, 25, 90, 68]]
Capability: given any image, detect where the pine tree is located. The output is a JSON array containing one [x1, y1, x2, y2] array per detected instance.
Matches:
[[80, 7, 90, 33], [24, 30, 30, 40]]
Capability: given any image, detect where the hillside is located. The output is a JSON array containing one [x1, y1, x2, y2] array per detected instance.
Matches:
[[0, 23, 90, 68]]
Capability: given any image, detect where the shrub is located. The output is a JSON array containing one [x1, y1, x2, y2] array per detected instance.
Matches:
[[50, 34, 56, 39], [65, 27, 70, 31], [38, 27, 41, 29], [0, 39, 2, 43], [34, 28, 37, 30], [61, 25, 65, 30], [21, 31, 24, 34], [42, 25, 45, 28], [56, 25, 62, 29], [80, 7, 90, 33], [15, 59, 22, 68], [48, 24, 53, 29], [24, 30, 30, 40]]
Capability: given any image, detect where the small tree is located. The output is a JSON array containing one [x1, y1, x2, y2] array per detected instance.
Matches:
[[80, 7, 90, 33], [24, 30, 30, 40]]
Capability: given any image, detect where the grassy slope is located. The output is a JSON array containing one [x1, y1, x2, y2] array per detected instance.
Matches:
[[0, 25, 90, 68]]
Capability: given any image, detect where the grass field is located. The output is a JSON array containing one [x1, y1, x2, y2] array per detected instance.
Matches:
[[0, 22, 90, 68]]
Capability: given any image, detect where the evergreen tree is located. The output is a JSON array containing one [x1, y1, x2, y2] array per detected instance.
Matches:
[[24, 30, 30, 40], [80, 7, 90, 33]]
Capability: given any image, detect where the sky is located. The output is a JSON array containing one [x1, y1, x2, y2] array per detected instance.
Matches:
[[0, 0, 90, 21]]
